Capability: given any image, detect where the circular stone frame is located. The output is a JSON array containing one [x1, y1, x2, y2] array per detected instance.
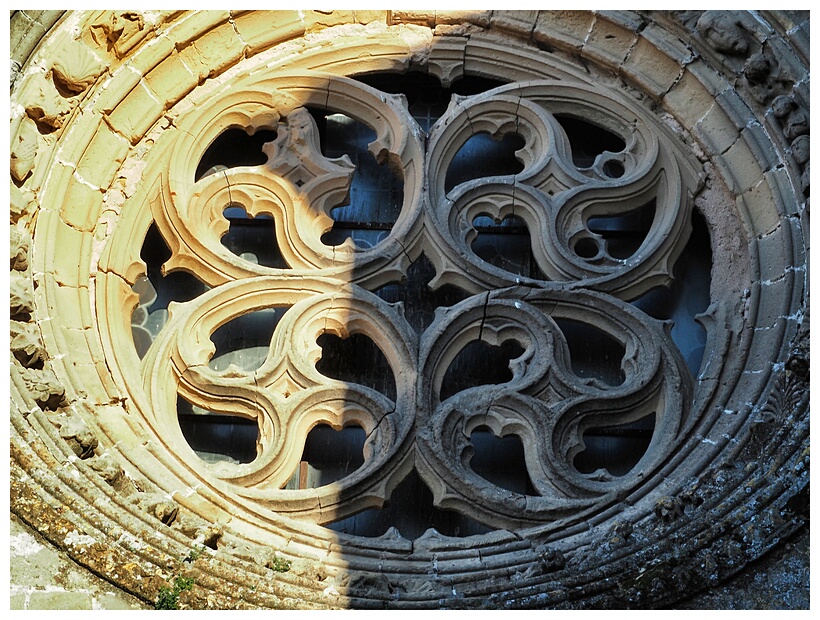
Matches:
[[10, 10, 809, 609]]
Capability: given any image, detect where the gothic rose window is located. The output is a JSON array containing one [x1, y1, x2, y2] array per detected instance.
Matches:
[[11, 11, 808, 609]]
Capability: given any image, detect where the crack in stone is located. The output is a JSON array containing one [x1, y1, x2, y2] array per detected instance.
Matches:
[[477, 290, 490, 342]]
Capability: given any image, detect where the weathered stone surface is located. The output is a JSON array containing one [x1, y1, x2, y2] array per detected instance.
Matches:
[[23, 75, 72, 132], [14, 361, 66, 410], [49, 410, 99, 458], [10, 117, 40, 183], [8, 9, 809, 611], [10, 515, 148, 610], [131, 492, 179, 525], [581, 15, 636, 68], [51, 42, 106, 94], [533, 11, 594, 53], [10, 273, 34, 317], [10, 319, 43, 366]]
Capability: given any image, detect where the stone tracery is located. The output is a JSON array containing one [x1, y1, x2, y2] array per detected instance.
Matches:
[[10, 10, 808, 609]]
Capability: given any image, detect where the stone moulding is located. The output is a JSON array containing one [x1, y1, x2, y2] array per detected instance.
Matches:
[[9, 10, 808, 609]]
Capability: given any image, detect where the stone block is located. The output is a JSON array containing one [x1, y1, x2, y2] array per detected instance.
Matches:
[[50, 359, 113, 405], [716, 88, 755, 136], [740, 123, 781, 175], [620, 35, 683, 100], [49, 324, 99, 369], [684, 58, 731, 98], [594, 10, 644, 33], [35, 212, 93, 288], [303, 10, 358, 31], [106, 80, 165, 145], [765, 166, 801, 217], [533, 11, 595, 53], [118, 32, 175, 78], [491, 11, 539, 38], [663, 69, 720, 129], [352, 11, 388, 25], [581, 16, 635, 70], [36, 280, 93, 331], [232, 11, 305, 56], [302, 10, 388, 31], [694, 104, 741, 157], [388, 11, 436, 27], [49, 112, 96, 170], [755, 221, 802, 285], [737, 177, 784, 239], [144, 49, 199, 109], [92, 65, 143, 116], [75, 123, 130, 189], [640, 22, 693, 64], [166, 10, 231, 48], [60, 176, 104, 233], [176, 21, 246, 81], [303, 30, 416, 75], [715, 136, 766, 195]]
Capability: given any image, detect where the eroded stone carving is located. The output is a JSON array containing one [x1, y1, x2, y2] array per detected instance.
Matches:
[[772, 95, 810, 198], [10, 225, 31, 272], [24, 76, 72, 132], [10, 118, 39, 182], [51, 43, 106, 95], [49, 410, 100, 458], [9, 274, 34, 317], [90, 11, 146, 58], [88, 452, 132, 493], [14, 360, 66, 410], [743, 52, 794, 105], [696, 11, 749, 56], [10, 320, 44, 366], [772, 95, 810, 141], [131, 492, 179, 525]]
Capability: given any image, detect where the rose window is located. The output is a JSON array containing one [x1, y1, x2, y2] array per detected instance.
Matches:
[[11, 11, 808, 609]]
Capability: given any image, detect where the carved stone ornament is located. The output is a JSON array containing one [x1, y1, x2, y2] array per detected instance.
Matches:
[[10, 10, 808, 610]]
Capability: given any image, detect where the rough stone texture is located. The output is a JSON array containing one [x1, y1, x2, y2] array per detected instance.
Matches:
[[675, 526, 809, 609], [8, 9, 809, 610], [10, 515, 148, 610]]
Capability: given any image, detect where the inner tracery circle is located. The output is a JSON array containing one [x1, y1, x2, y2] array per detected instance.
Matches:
[[121, 70, 713, 540]]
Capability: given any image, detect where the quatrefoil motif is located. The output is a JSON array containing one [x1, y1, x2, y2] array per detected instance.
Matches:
[[138, 73, 700, 529]]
